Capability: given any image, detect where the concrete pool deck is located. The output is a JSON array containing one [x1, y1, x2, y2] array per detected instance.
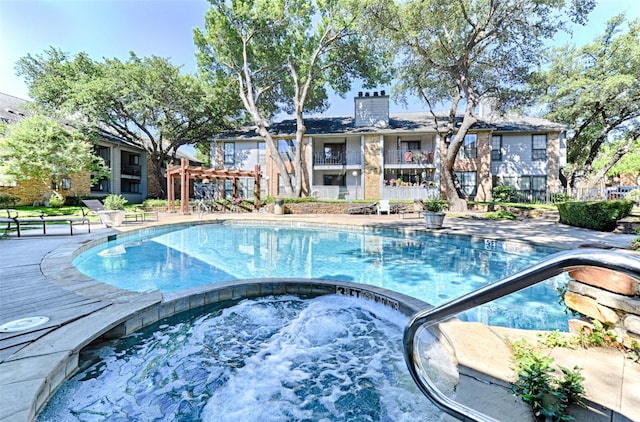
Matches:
[[0, 211, 638, 421]]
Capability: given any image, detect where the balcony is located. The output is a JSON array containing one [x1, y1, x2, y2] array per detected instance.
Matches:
[[384, 150, 434, 166], [313, 151, 362, 166], [121, 165, 141, 177]]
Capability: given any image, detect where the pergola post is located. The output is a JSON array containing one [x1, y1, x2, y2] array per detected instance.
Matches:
[[254, 164, 261, 210], [180, 158, 189, 214]]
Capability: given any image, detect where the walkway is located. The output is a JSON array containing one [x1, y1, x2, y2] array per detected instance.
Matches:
[[0, 212, 637, 421]]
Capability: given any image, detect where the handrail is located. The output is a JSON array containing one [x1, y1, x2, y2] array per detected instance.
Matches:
[[403, 248, 640, 422]]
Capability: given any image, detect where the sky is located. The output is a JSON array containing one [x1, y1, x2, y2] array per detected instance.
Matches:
[[1, 0, 639, 117]]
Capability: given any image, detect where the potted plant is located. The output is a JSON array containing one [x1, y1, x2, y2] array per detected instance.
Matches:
[[100, 194, 128, 227], [421, 199, 447, 229]]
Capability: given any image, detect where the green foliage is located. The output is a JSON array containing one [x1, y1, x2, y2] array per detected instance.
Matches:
[[551, 192, 574, 203], [556, 200, 634, 231], [577, 320, 617, 348], [194, 0, 392, 197], [48, 191, 64, 208], [16, 48, 234, 198], [629, 340, 640, 363], [511, 339, 586, 421], [0, 115, 109, 191], [421, 199, 448, 212], [361, 0, 594, 209], [0, 195, 19, 208], [103, 194, 128, 210], [632, 228, 640, 251], [538, 330, 579, 349], [530, 16, 640, 187], [142, 198, 168, 208], [492, 185, 517, 202], [627, 189, 640, 205], [484, 210, 517, 220]]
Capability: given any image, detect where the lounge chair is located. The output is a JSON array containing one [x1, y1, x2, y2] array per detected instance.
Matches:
[[347, 202, 378, 215], [82, 199, 145, 226]]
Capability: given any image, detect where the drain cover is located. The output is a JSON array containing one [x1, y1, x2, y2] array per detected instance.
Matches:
[[0, 316, 50, 333]]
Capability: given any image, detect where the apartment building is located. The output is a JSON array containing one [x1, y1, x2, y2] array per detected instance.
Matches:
[[0, 92, 148, 205], [210, 92, 566, 202]]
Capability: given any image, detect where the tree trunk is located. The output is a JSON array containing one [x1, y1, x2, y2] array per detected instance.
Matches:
[[440, 104, 477, 213], [255, 125, 296, 197], [585, 135, 635, 188]]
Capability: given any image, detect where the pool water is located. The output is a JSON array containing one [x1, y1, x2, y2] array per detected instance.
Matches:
[[74, 223, 569, 330], [36, 295, 456, 422]]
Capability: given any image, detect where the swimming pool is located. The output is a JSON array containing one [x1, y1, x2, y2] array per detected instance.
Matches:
[[36, 295, 456, 421], [74, 222, 569, 330]]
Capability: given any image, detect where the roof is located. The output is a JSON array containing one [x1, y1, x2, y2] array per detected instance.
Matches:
[[0, 92, 30, 124], [212, 111, 566, 140], [0, 92, 147, 152]]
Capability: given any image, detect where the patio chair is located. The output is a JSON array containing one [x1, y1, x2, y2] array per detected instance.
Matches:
[[347, 202, 378, 215], [377, 200, 391, 215]]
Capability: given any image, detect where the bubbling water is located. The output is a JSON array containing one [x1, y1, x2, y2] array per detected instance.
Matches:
[[37, 295, 457, 421]]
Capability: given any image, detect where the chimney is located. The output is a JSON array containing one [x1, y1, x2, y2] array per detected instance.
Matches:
[[354, 90, 389, 128]]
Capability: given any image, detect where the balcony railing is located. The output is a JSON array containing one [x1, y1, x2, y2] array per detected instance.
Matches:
[[313, 151, 362, 166], [385, 150, 434, 165], [121, 165, 141, 177]]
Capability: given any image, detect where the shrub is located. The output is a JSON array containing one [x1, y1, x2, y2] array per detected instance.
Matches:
[[48, 191, 65, 208], [103, 194, 128, 210], [0, 195, 19, 208], [492, 185, 517, 202], [484, 210, 517, 220], [632, 229, 640, 251], [628, 189, 640, 205], [550, 192, 573, 203], [142, 198, 168, 208], [64, 196, 82, 206], [556, 200, 633, 231], [422, 199, 448, 212]]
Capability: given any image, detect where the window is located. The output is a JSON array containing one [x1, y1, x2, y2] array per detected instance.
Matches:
[[454, 171, 477, 197], [94, 145, 111, 166], [277, 173, 296, 195], [460, 134, 477, 159], [223, 180, 234, 198], [278, 139, 296, 161], [323, 174, 344, 186], [491, 135, 502, 161], [122, 180, 140, 193], [224, 142, 235, 165], [532, 135, 547, 161], [60, 177, 71, 190], [91, 178, 109, 193], [129, 154, 140, 165], [258, 142, 266, 165]]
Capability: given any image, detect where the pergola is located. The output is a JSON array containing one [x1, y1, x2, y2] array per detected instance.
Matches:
[[167, 158, 262, 214]]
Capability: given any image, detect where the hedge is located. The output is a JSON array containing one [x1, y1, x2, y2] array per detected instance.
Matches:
[[556, 200, 633, 232]]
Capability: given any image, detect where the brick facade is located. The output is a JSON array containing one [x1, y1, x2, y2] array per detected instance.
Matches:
[[0, 172, 91, 206]]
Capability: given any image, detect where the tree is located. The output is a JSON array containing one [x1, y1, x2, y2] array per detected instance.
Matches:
[[16, 48, 236, 198], [593, 136, 640, 184], [361, 0, 594, 211], [0, 115, 108, 201], [530, 16, 640, 190], [194, 0, 391, 197]]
